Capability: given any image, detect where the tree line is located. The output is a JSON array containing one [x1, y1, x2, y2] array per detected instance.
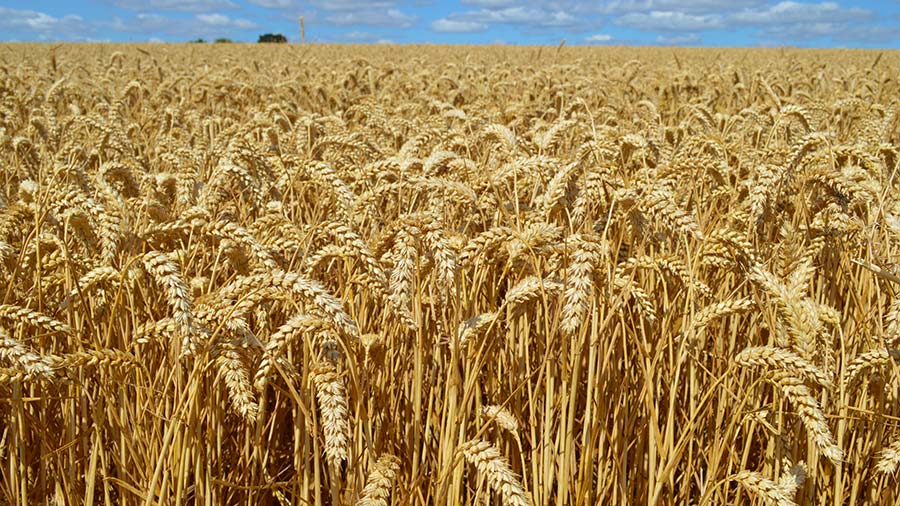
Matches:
[[189, 34, 287, 43]]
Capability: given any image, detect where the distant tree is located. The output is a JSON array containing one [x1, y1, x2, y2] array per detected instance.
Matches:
[[214, 38, 233, 43], [258, 33, 287, 43], [191, 38, 206, 43]]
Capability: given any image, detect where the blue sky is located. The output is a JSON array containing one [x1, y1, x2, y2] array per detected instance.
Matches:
[[1, 0, 899, 47]]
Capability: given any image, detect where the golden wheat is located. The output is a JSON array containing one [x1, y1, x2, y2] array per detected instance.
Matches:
[[1, 43, 899, 505]]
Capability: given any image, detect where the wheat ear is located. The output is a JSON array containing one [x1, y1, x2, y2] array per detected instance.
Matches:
[[769, 371, 843, 464], [356, 454, 401, 506], [0, 305, 71, 334], [213, 341, 259, 422], [0, 331, 56, 379], [142, 251, 195, 354], [732, 471, 796, 506], [876, 439, 900, 474], [482, 405, 520, 439], [313, 364, 351, 468], [458, 438, 530, 506], [735, 346, 833, 388]]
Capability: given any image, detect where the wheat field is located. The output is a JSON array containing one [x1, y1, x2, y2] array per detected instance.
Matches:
[[1, 43, 900, 505]]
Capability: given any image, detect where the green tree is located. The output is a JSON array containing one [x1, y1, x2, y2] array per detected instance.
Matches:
[[258, 33, 287, 43], [214, 38, 233, 43]]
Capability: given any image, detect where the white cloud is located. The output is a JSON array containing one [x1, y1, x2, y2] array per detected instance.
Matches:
[[833, 25, 900, 44], [343, 30, 375, 40], [247, 0, 412, 34], [461, 0, 517, 7], [726, 1, 879, 44], [197, 13, 229, 25], [107, 13, 165, 34], [234, 19, 257, 29], [445, 6, 580, 29], [730, 1, 871, 25], [584, 33, 612, 42], [616, 11, 724, 31], [602, 0, 764, 14], [0, 7, 92, 41], [487, 7, 575, 26], [105, 11, 256, 38], [537, 10, 578, 27], [772, 22, 842, 38], [110, 0, 238, 12], [340, 31, 397, 42], [313, 0, 395, 10], [656, 33, 701, 45], [247, 0, 295, 7], [449, 0, 765, 17], [250, 0, 393, 9], [326, 8, 415, 27], [753, 20, 898, 44], [431, 18, 487, 32], [109, 13, 165, 33], [196, 13, 257, 29]]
